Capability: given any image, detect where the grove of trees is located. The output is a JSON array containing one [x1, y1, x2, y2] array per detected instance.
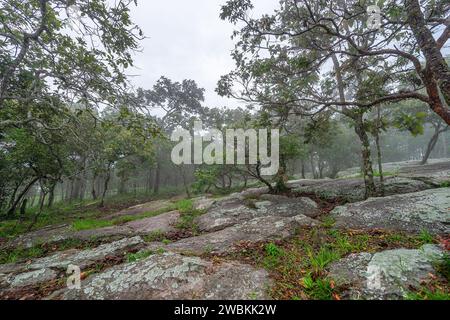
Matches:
[[0, 0, 449, 224]]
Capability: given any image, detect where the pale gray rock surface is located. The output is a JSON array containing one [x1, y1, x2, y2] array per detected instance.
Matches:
[[102, 200, 174, 220], [329, 245, 446, 300], [60, 252, 270, 300], [196, 194, 319, 233], [290, 177, 435, 202], [0, 237, 144, 290], [153, 214, 318, 255], [330, 188, 450, 235]]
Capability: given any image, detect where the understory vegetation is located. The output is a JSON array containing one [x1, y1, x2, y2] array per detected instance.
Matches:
[[225, 226, 448, 300]]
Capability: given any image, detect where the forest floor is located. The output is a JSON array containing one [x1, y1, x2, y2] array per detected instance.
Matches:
[[0, 160, 449, 300]]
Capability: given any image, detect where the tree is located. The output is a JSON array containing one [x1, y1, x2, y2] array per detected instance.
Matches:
[[220, 0, 450, 124], [394, 101, 449, 165], [218, 0, 449, 197], [139, 77, 206, 194], [0, 0, 143, 127]]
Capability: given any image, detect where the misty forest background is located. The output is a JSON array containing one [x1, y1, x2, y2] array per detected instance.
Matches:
[[0, 0, 449, 233]]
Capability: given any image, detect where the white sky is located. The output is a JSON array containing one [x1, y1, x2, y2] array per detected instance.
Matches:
[[127, 0, 278, 109]]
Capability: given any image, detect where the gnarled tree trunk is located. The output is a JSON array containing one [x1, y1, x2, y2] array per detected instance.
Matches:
[[421, 124, 449, 165], [354, 115, 377, 199]]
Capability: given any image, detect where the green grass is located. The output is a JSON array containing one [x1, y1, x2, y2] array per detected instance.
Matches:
[[406, 253, 450, 300], [321, 217, 336, 229], [307, 246, 341, 276], [417, 230, 435, 244], [0, 202, 102, 239], [266, 242, 284, 257], [229, 226, 434, 300], [0, 188, 186, 239], [373, 170, 397, 177], [0, 238, 94, 264], [175, 199, 194, 213], [0, 246, 47, 264], [71, 205, 176, 232], [302, 274, 335, 300], [71, 219, 113, 231], [440, 181, 450, 188], [126, 250, 154, 263], [143, 230, 166, 242], [406, 288, 450, 300], [263, 243, 285, 269]]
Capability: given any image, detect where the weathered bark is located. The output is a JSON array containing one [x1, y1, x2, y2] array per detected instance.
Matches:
[[39, 191, 47, 211], [354, 115, 377, 199], [19, 198, 28, 219], [374, 130, 384, 196], [274, 156, 289, 194], [91, 172, 98, 200], [442, 132, 448, 157], [100, 164, 112, 208], [310, 154, 318, 179], [180, 167, 191, 198], [247, 162, 275, 193], [421, 124, 449, 165], [47, 182, 56, 208], [374, 107, 385, 196], [243, 174, 248, 188], [7, 183, 21, 211], [318, 160, 325, 179], [301, 160, 306, 179], [153, 160, 161, 194], [70, 177, 83, 201], [7, 177, 39, 217], [406, 0, 450, 106], [27, 189, 47, 232], [405, 0, 450, 124]]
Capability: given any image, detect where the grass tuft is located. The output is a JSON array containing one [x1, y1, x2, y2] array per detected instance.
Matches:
[[126, 250, 154, 263]]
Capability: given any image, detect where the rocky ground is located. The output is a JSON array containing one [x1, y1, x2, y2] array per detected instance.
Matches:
[[0, 161, 449, 300]]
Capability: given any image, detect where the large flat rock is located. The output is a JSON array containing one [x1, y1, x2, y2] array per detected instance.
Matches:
[[59, 252, 270, 300], [330, 188, 450, 235], [0, 237, 144, 291], [153, 214, 318, 255], [5, 211, 180, 249], [329, 245, 446, 300], [290, 177, 435, 202], [74, 211, 181, 241], [397, 161, 450, 185], [196, 194, 319, 233], [102, 199, 174, 220]]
